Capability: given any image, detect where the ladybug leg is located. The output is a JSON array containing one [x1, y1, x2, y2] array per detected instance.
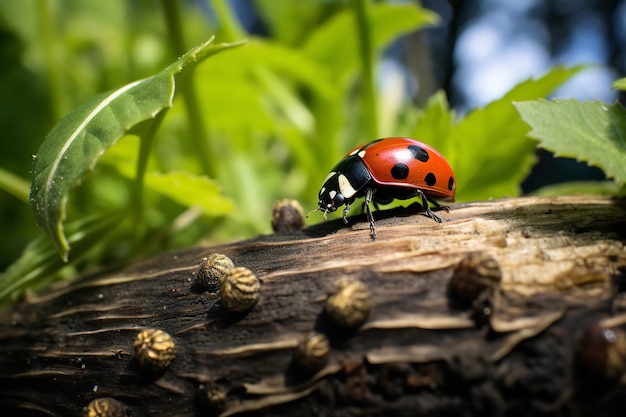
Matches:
[[416, 190, 442, 223], [341, 203, 351, 224], [429, 199, 450, 213], [364, 188, 376, 239]]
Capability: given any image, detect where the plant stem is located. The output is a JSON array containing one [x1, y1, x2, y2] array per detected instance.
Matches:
[[210, 0, 313, 134], [36, 0, 67, 120], [161, 0, 215, 177], [0, 168, 30, 203], [132, 110, 167, 227], [211, 0, 245, 41], [353, 0, 379, 138]]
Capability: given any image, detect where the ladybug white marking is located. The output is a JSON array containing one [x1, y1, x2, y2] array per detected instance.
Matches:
[[338, 174, 357, 199], [323, 171, 336, 184]]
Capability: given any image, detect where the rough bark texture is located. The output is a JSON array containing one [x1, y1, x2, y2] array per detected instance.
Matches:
[[1, 195, 626, 417]]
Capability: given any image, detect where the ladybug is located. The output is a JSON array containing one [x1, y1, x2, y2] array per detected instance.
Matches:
[[313, 137, 456, 238]]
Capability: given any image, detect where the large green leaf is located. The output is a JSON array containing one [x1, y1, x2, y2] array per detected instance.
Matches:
[[29, 37, 245, 261], [144, 171, 233, 216], [303, 3, 438, 85], [414, 66, 584, 201], [515, 99, 626, 183]]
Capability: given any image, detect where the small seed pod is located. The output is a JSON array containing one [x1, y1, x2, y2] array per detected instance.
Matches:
[[195, 254, 234, 292], [325, 277, 372, 328], [133, 329, 176, 372], [84, 397, 127, 417], [447, 252, 502, 311], [294, 332, 330, 372], [220, 267, 260, 313], [205, 382, 226, 411], [576, 324, 626, 380], [271, 199, 306, 235]]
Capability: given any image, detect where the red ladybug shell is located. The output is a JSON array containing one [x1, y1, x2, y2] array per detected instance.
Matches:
[[347, 137, 456, 201]]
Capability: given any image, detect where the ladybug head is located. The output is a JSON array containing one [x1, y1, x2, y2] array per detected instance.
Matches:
[[309, 156, 369, 221], [317, 186, 345, 219], [306, 172, 347, 220]]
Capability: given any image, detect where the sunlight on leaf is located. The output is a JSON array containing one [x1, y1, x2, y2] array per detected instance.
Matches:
[[144, 171, 234, 217], [303, 3, 438, 85], [613, 77, 626, 91], [515, 98, 626, 183], [29, 37, 245, 261]]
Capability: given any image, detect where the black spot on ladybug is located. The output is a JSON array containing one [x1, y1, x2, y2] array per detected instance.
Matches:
[[408, 145, 429, 162], [448, 176, 454, 191], [391, 163, 409, 180], [425, 172, 437, 186]]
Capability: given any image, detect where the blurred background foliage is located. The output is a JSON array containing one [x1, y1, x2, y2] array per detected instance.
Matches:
[[0, 0, 624, 302]]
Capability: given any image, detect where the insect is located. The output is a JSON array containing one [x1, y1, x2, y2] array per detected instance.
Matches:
[[312, 137, 456, 238]]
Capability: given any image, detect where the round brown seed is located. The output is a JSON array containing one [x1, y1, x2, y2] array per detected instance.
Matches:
[[205, 382, 226, 409], [133, 329, 176, 372], [271, 199, 306, 235], [294, 332, 330, 371], [195, 254, 234, 292], [84, 397, 127, 417], [220, 267, 260, 313], [325, 277, 371, 328], [576, 324, 626, 380], [447, 252, 502, 310]]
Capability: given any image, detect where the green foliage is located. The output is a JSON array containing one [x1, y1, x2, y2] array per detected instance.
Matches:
[[515, 99, 626, 184], [0, 1, 585, 303], [29, 38, 243, 260], [529, 181, 624, 197], [414, 67, 584, 201]]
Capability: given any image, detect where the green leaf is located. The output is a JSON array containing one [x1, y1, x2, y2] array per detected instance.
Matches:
[[415, 66, 584, 201], [303, 3, 438, 85], [254, 0, 331, 46], [412, 91, 455, 153], [29, 37, 245, 261], [613, 77, 626, 91], [529, 181, 625, 197], [515, 98, 626, 183], [143, 171, 234, 217], [0, 212, 125, 304]]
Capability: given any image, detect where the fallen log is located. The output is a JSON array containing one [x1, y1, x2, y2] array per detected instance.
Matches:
[[1, 195, 625, 416]]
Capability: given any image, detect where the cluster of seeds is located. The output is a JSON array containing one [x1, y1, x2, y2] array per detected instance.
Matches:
[[82, 229, 626, 415], [290, 277, 372, 373], [90, 253, 263, 411], [195, 253, 261, 313]]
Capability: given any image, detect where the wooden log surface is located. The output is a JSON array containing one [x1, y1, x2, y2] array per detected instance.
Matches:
[[1, 195, 626, 417]]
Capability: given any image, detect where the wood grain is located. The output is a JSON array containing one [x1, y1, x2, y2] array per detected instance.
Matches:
[[1, 195, 625, 416]]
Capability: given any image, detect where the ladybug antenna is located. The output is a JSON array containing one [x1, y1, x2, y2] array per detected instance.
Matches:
[[306, 207, 320, 219], [306, 207, 330, 221]]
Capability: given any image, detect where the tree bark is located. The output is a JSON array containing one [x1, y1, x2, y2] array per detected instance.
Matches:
[[1, 195, 625, 417]]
